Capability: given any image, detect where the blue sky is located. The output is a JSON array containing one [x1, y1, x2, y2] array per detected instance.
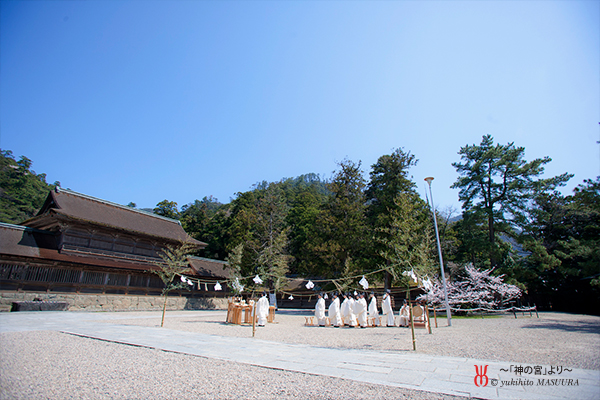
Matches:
[[1, 1, 598, 213]]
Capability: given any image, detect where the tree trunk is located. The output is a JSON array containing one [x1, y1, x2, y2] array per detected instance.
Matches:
[[488, 206, 496, 267], [384, 264, 391, 290]]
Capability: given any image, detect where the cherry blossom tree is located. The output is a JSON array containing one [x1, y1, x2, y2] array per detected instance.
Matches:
[[419, 264, 521, 311]]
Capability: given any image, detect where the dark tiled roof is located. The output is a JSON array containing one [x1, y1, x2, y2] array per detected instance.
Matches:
[[189, 256, 228, 279], [0, 223, 56, 258], [23, 188, 205, 247]]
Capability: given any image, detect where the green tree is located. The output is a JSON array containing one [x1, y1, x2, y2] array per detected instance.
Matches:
[[522, 177, 600, 313], [226, 190, 259, 275], [366, 148, 419, 224], [451, 135, 572, 267], [317, 159, 368, 278], [150, 242, 196, 327], [225, 181, 292, 287], [366, 148, 422, 287], [153, 200, 180, 219], [179, 196, 228, 259], [180, 199, 210, 235], [0, 150, 58, 224], [375, 192, 437, 285], [450, 211, 513, 268], [252, 183, 290, 291], [225, 243, 245, 295], [199, 208, 230, 260], [287, 189, 326, 276], [257, 228, 290, 292]]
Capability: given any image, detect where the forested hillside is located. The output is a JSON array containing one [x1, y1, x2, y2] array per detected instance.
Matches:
[[2, 140, 598, 314], [0, 150, 58, 224]]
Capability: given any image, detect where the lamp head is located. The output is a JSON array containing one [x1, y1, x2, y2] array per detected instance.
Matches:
[[424, 177, 434, 185]]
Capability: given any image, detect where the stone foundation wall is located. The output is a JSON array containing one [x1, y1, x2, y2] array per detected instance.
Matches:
[[0, 292, 229, 312]]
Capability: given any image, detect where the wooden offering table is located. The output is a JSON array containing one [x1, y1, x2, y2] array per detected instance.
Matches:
[[243, 304, 254, 324], [226, 299, 255, 325]]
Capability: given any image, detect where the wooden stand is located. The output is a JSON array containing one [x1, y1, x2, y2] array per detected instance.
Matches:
[[268, 306, 276, 323]]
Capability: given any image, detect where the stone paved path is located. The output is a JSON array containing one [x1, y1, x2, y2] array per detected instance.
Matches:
[[1, 311, 598, 400]]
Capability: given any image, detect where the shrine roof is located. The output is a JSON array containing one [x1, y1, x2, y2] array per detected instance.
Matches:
[[22, 188, 205, 247]]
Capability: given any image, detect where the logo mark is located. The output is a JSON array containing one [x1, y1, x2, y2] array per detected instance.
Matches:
[[475, 365, 489, 387]]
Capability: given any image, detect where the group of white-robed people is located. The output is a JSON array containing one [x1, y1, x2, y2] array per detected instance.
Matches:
[[314, 289, 401, 328], [258, 289, 420, 328]]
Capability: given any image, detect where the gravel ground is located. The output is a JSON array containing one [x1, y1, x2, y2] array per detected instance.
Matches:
[[0, 310, 598, 400], [1, 330, 460, 400], [114, 310, 600, 370]]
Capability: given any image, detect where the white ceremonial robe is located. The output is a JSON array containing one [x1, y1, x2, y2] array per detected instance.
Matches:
[[382, 293, 395, 326], [398, 305, 410, 327], [315, 298, 327, 326], [328, 297, 342, 327], [340, 298, 350, 325], [347, 298, 358, 327], [256, 296, 270, 326], [368, 296, 380, 326], [354, 298, 368, 327]]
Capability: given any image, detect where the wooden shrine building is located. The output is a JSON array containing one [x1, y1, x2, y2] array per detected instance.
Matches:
[[0, 188, 229, 310]]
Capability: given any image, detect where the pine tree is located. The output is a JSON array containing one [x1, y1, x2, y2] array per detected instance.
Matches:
[[451, 135, 571, 267]]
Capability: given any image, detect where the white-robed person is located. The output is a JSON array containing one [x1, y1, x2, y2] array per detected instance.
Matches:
[[354, 293, 368, 328], [347, 293, 358, 327], [382, 289, 395, 327], [256, 291, 270, 326], [340, 293, 350, 326], [368, 292, 380, 326], [328, 292, 342, 327], [315, 293, 327, 326], [398, 299, 410, 327]]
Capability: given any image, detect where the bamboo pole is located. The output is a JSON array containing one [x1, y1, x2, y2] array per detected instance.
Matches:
[[409, 301, 416, 351], [252, 298, 257, 337], [161, 292, 168, 327], [425, 304, 432, 334]]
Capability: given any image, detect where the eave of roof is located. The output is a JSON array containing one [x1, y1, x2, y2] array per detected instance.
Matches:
[[49, 188, 184, 225], [21, 188, 206, 247], [188, 256, 229, 279]]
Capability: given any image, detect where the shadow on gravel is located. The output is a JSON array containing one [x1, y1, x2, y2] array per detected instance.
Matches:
[[181, 320, 226, 325], [521, 320, 600, 335], [275, 309, 314, 316]]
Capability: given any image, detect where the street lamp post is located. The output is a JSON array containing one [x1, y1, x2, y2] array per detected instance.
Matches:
[[424, 177, 452, 327]]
